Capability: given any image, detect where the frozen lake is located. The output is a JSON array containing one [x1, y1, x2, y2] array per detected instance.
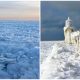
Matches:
[[0, 20, 39, 79]]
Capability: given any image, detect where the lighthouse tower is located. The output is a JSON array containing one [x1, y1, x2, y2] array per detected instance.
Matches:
[[64, 17, 74, 44]]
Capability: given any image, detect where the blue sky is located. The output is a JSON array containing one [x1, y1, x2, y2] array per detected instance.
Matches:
[[41, 1, 80, 41]]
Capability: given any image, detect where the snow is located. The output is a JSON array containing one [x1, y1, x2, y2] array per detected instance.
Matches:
[[0, 21, 39, 79], [41, 41, 80, 79], [71, 31, 80, 38]]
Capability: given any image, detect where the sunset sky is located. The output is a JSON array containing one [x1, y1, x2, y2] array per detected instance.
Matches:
[[0, 1, 39, 20]]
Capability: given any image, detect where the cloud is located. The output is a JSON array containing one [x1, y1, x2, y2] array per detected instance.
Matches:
[[0, 1, 39, 20], [0, 1, 39, 10]]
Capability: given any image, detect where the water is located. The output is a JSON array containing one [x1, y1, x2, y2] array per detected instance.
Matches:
[[0, 20, 39, 79]]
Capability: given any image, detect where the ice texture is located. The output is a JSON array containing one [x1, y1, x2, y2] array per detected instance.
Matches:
[[0, 21, 39, 79], [41, 41, 80, 79]]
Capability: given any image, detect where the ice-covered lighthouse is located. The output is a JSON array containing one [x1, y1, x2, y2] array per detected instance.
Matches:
[[64, 17, 80, 45], [64, 17, 74, 44]]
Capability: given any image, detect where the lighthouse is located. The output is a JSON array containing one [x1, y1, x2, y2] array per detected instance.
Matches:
[[64, 17, 74, 44]]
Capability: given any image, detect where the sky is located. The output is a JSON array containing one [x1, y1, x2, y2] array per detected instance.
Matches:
[[0, 1, 39, 20], [41, 1, 80, 41]]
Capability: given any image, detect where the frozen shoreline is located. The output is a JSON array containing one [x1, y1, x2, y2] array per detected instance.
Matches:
[[41, 41, 80, 79]]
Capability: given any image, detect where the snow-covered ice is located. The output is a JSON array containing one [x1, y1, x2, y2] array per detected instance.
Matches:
[[41, 41, 80, 79], [0, 21, 39, 79]]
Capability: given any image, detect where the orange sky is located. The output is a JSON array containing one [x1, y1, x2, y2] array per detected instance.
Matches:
[[0, 1, 39, 20]]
